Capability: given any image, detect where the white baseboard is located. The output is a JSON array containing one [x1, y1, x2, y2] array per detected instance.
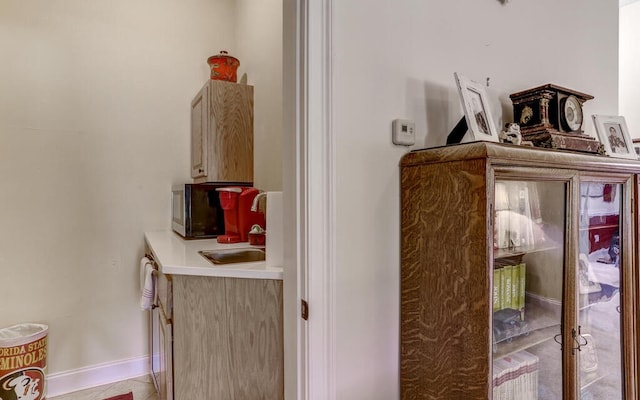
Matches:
[[47, 356, 150, 397]]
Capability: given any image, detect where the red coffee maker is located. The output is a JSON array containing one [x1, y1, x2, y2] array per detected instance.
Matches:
[[217, 187, 265, 243]]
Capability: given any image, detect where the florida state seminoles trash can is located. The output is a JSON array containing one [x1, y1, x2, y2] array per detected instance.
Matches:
[[0, 323, 48, 400]]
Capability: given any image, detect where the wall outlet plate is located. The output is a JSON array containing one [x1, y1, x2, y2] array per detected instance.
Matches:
[[392, 119, 415, 146]]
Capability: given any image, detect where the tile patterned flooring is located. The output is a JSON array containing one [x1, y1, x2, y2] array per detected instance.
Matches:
[[49, 374, 157, 400]]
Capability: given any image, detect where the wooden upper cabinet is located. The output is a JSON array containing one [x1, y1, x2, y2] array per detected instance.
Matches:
[[399, 142, 640, 400], [191, 80, 254, 183], [190, 84, 208, 179]]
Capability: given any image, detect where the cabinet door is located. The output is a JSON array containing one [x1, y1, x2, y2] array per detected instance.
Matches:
[[576, 180, 628, 399], [492, 178, 568, 399], [158, 306, 173, 400], [150, 306, 160, 394], [190, 83, 208, 179], [172, 276, 284, 399]]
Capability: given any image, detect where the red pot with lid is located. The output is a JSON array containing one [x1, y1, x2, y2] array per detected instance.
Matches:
[[207, 50, 240, 82]]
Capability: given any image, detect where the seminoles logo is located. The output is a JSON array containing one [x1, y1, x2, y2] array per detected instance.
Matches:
[[0, 368, 44, 400]]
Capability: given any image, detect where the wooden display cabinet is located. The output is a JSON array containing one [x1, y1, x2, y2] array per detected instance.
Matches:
[[400, 142, 639, 399]]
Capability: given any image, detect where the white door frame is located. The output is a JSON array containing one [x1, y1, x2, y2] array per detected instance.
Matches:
[[283, 0, 335, 399]]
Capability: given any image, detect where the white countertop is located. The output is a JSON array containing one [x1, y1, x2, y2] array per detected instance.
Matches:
[[144, 230, 283, 280]]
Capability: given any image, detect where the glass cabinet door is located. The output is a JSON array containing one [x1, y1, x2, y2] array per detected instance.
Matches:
[[577, 182, 623, 399], [492, 179, 567, 399]]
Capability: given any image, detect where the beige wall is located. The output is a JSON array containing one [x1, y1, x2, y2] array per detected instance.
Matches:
[[0, 0, 236, 374], [330, 1, 618, 398], [0, 0, 283, 381], [235, 0, 283, 192], [620, 1, 640, 137]]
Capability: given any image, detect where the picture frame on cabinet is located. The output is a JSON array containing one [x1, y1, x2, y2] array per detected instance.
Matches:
[[592, 115, 637, 160], [633, 138, 640, 158], [454, 72, 499, 143]]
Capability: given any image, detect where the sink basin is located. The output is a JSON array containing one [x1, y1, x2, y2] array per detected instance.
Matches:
[[199, 248, 266, 265]]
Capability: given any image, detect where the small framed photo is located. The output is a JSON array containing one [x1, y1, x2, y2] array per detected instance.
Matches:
[[592, 115, 637, 160], [454, 72, 499, 143], [633, 139, 640, 158]]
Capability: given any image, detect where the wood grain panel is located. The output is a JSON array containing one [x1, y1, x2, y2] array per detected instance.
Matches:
[[172, 275, 283, 400], [225, 278, 284, 399], [401, 141, 640, 174], [208, 80, 254, 183], [173, 275, 231, 399], [156, 272, 172, 320], [400, 158, 490, 399]]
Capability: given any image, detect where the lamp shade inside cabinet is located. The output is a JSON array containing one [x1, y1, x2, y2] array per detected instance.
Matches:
[[399, 142, 639, 399]]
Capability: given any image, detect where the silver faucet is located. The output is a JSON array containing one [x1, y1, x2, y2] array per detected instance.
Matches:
[[251, 191, 267, 212]]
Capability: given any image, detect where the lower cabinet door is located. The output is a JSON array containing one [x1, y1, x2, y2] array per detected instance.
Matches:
[[150, 307, 173, 400], [158, 306, 173, 400]]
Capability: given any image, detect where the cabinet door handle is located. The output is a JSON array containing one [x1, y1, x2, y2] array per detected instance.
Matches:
[[554, 332, 563, 350], [571, 326, 588, 355]]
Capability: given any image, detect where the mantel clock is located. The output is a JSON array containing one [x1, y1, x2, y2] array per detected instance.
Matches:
[[509, 84, 600, 153]]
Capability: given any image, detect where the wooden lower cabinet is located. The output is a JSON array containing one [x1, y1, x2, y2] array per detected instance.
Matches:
[[163, 274, 283, 400], [399, 142, 639, 399]]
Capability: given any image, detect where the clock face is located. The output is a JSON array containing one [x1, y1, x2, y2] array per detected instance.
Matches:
[[561, 95, 583, 132]]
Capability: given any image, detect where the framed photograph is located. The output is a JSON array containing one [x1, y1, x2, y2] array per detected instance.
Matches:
[[454, 72, 499, 143], [633, 138, 640, 158], [592, 115, 637, 160]]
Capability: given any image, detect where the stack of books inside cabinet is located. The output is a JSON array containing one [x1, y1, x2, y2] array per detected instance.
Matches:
[[493, 262, 526, 321], [493, 259, 528, 350], [492, 350, 539, 400]]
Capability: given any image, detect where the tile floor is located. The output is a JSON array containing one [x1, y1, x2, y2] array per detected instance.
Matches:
[[49, 374, 157, 400]]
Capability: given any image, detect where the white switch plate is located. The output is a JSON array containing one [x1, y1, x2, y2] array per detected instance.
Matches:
[[392, 119, 415, 146]]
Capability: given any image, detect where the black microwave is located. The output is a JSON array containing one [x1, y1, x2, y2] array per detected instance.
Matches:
[[171, 182, 252, 239]]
